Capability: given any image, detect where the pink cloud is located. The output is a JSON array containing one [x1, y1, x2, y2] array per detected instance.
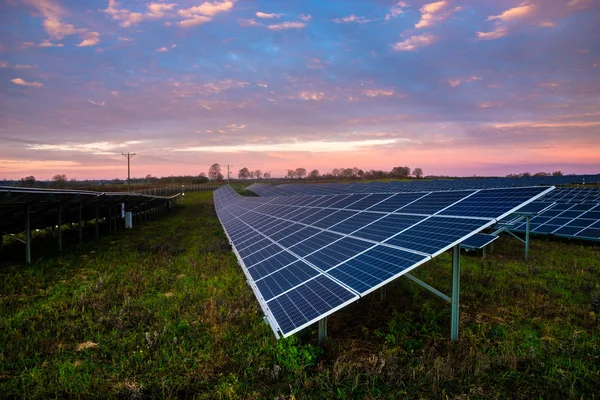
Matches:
[[256, 12, 283, 19], [393, 34, 437, 51], [11, 78, 44, 87], [267, 21, 307, 30]]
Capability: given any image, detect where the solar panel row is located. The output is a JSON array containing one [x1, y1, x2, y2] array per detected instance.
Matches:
[[215, 185, 553, 338]]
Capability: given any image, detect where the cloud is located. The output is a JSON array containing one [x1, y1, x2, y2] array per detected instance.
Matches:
[[11, 78, 44, 87], [177, 1, 234, 27], [43, 18, 84, 39], [174, 139, 400, 153], [491, 121, 600, 129], [104, 0, 172, 27], [393, 34, 437, 51], [22, 40, 64, 48], [178, 15, 212, 27], [476, 28, 508, 40], [77, 32, 100, 47], [29, 140, 142, 154], [386, 1, 408, 21], [256, 12, 282, 19], [239, 18, 262, 27], [487, 4, 536, 22], [267, 21, 307, 30], [11, 78, 45, 88], [333, 15, 371, 24], [478, 3, 536, 40], [87, 99, 107, 107], [0, 61, 9, 68], [147, 3, 177, 18], [447, 76, 482, 86], [13, 64, 37, 70], [362, 89, 394, 97], [567, 0, 594, 10], [299, 14, 312, 21], [414, 1, 459, 28], [298, 92, 326, 101], [157, 46, 168, 52]]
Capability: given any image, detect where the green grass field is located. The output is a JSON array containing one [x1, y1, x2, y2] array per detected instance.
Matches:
[[1, 191, 599, 399]]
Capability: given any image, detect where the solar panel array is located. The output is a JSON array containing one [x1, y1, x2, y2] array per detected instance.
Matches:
[[214, 185, 553, 338], [0, 186, 178, 235], [247, 175, 599, 197]]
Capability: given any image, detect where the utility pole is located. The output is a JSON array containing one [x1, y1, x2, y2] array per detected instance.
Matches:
[[227, 164, 233, 182], [122, 152, 135, 191]]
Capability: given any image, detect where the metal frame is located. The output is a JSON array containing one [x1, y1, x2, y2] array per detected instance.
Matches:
[[493, 215, 531, 259]]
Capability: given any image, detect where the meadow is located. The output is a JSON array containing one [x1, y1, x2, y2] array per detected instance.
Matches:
[[0, 191, 598, 399]]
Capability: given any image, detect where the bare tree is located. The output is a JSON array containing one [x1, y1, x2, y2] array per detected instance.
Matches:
[[331, 168, 340, 177], [238, 167, 251, 179], [52, 174, 67, 188], [21, 175, 36, 187], [391, 166, 411, 178], [208, 163, 224, 181], [254, 169, 262, 179], [263, 172, 271, 179], [552, 171, 563, 176], [287, 169, 296, 179], [308, 169, 320, 179], [412, 168, 423, 179], [357, 169, 365, 179], [295, 168, 307, 179]]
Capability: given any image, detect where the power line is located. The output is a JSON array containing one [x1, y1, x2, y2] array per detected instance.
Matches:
[[122, 152, 135, 191]]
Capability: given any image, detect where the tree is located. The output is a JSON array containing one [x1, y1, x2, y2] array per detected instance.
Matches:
[[341, 168, 354, 178], [357, 169, 365, 179], [391, 166, 410, 178], [308, 169, 320, 179], [263, 172, 271, 179], [238, 167, 251, 179], [287, 169, 296, 179], [208, 163, 223, 181], [295, 168, 307, 179], [331, 168, 340, 177], [533, 172, 549, 177], [412, 168, 423, 179], [52, 174, 67, 188], [21, 175, 35, 187], [521, 172, 531, 177], [552, 171, 563, 176], [254, 170, 262, 179]]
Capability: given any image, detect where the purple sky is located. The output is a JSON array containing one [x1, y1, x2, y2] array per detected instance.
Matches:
[[1, 0, 599, 180]]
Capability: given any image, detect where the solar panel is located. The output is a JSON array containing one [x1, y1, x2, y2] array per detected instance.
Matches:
[[461, 233, 498, 250], [215, 184, 554, 338]]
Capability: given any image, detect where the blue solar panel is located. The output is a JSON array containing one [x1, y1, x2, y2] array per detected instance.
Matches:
[[248, 251, 298, 280], [384, 217, 490, 255], [328, 212, 385, 234], [352, 214, 425, 242], [399, 191, 472, 215], [255, 260, 320, 301], [266, 275, 357, 336], [345, 193, 392, 210], [460, 233, 498, 249], [366, 193, 426, 212], [214, 184, 554, 338], [440, 187, 550, 218], [304, 237, 374, 270], [327, 246, 428, 294]]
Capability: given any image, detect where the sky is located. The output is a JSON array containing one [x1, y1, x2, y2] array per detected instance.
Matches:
[[1, 0, 599, 180]]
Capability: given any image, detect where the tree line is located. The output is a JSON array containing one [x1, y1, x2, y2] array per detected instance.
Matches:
[[229, 166, 424, 180]]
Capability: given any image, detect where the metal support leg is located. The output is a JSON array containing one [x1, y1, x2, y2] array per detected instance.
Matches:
[[318, 318, 327, 345], [380, 285, 387, 301], [108, 202, 112, 234], [482, 245, 486, 259], [525, 216, 530, 260], [78, 202, 83, 245], [25, 204, 31, 264], [451, 244, 461, 341], [57, 204, 62, 251], [95, 200, 99, 240]]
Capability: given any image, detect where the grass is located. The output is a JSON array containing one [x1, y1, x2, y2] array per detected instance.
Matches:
[[1, 191, 599, 399]]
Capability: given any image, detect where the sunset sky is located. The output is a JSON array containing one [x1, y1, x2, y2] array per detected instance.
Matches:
[[1, 0, 599, 180]]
